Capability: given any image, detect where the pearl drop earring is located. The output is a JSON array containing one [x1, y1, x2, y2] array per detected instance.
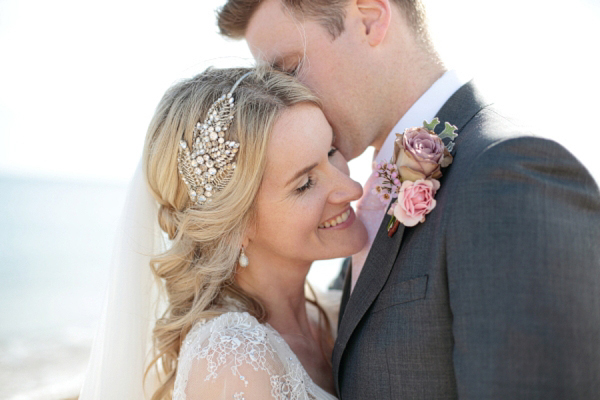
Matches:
[[239, 247, 249, 268]]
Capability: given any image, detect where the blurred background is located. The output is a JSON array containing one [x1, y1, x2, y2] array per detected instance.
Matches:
[[1, 0, 598, 398]]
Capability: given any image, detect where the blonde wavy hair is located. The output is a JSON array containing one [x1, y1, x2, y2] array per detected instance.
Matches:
[[142, 66, 325, 400]]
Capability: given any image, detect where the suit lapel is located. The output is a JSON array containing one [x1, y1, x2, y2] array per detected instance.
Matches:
[[332, 81, 492, 393], [332, 211, 405, 388], [338, 262, 352, 330], [434, 81, 492, 139]]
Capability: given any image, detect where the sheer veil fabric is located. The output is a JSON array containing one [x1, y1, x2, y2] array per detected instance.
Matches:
[[79, 161, 341, 399], [80, 161, 165, 399]]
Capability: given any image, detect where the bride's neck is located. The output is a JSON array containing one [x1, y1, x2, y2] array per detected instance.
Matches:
[[235, 258, 313, 338]]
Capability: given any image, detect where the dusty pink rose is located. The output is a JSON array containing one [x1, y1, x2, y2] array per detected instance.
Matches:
[[391, 128, 453, 182], [393, 179, 440, 227]]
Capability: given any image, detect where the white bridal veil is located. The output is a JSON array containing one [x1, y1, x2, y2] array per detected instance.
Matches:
[[80, 161, 165, 399]]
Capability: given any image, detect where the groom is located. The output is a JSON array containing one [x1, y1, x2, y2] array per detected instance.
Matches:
[[217, 0, 600, 398]]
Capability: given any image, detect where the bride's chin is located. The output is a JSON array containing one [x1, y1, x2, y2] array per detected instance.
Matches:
[[325, 228, 369, 259], [348, 222, 368, 251]]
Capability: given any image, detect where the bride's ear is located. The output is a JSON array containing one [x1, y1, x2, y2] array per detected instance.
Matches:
[[241, 236, 250, 250], [241, 223, 256, 249], [355, 0, 391, 47]]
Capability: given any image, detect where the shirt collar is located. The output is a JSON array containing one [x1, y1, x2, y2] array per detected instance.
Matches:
[[374, 70, 468, 166]]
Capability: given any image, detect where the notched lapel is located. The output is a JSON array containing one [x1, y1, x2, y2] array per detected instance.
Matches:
[[333, 211, 406, 388], [435, 80, 493, 140], [332, 81, 492, 394]]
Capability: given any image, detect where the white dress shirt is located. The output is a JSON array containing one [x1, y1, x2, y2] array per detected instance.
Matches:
[[351, 70, 468, 292], [374, 70, 468, 165]]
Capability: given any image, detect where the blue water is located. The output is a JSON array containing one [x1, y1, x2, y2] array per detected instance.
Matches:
[[0, 176, 127, 399]]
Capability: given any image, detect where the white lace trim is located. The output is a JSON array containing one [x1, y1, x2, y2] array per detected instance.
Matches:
[[173, 312, 335, 400]]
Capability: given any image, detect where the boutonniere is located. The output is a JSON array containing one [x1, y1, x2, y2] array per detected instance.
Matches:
[[373, 118, 458, 237]]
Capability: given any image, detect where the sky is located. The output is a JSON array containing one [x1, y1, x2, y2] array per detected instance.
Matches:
[[1, 0, 599, 184]]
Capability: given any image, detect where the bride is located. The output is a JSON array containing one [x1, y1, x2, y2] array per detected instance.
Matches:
[[81, 66, 367, 400]]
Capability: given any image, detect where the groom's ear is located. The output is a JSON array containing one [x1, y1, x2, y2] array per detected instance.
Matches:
[[356, 0, 391, 47]]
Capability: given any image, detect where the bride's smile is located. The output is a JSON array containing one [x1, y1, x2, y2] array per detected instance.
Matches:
[[318, 207, 354, 229]]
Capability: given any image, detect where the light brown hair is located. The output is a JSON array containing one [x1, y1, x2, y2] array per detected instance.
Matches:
[[217, 0, 429, 40], [143, 66, 330, 399]]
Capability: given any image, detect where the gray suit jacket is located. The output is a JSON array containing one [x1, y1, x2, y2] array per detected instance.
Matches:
[[333, 82, 600, 399]]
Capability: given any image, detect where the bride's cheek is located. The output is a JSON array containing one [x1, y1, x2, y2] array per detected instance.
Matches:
[[314, 191, 331, 228], [295, 194, 322, 231]]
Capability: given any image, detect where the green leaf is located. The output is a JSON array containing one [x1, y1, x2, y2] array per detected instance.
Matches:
[[387, 215, 396, 231], [438, 122, 458, 141], [423, 118, 440, 131]]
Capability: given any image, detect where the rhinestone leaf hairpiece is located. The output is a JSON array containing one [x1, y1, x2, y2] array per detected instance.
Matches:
[[177, 72, 251, 206]]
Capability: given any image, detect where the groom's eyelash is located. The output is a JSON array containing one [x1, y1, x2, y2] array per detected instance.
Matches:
[[286, 56, 306, 76], [285, 64, 300, 76]]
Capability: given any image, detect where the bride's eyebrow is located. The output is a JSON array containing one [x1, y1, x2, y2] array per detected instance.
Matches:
[[286, 162, 318, 187]]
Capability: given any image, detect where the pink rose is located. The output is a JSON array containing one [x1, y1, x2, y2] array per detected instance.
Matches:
[[393, 179, 440, 227], [391, 127, 453, 182]]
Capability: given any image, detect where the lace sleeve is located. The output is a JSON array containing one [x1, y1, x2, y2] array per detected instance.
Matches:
[[173, 312, 313, 400]]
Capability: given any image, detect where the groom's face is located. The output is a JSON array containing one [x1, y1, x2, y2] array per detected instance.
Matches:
[[246, 0, 377, 161]]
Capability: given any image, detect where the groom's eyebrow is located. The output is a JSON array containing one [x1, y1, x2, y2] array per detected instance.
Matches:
[[286, 162, 318, 186]]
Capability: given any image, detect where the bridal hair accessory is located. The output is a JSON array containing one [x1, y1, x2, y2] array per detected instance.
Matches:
[[374, 118, 457, 237], [178, 71, 252, 206], [238, 246, 249, 268]]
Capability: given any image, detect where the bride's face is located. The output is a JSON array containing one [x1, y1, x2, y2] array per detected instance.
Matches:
[[248, 103, 367, 266]]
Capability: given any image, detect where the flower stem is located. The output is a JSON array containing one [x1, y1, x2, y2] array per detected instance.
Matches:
[[388, 220, 401, 237]]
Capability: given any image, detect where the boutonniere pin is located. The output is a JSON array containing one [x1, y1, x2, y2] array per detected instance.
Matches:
[[373, 118, 458, 237]]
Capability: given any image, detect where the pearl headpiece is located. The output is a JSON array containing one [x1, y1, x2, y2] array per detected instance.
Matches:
[[177, 72, 252, 206]]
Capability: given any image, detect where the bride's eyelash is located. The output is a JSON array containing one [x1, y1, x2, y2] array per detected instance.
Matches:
[[296, 177, 314, 194], [295, 147, 335, 194]]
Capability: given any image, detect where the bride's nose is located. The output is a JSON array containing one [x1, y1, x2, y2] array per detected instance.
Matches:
[[328, 169, 363, 204]]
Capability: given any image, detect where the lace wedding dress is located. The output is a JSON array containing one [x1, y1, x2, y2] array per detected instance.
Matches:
[[173, 311, 338, 400]]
